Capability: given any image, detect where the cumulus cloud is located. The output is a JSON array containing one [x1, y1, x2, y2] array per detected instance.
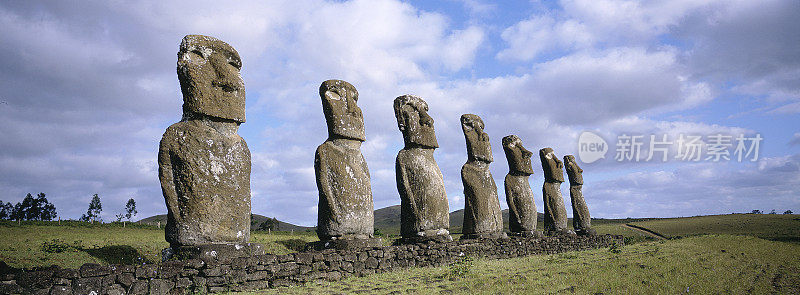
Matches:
[[0, 1, 796, 227], [587, 153, 800, 218]]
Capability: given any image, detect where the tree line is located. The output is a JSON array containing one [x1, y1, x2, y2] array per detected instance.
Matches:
[[0, 193, 138, 222]]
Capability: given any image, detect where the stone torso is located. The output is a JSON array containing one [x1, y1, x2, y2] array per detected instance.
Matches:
[[505, 173, 536, 232], [159, 120, 251, 246], [315, 140, 374, 240], [396, 148, 449, 237], [461, 162, 503, 235]]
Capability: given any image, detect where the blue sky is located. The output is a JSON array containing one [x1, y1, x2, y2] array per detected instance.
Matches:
[[1, 0, 798, 226]]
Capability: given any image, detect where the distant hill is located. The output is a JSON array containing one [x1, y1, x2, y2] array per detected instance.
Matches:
[[373, 205, 522, 235], [138, 214, 314, 232], [140, 205, 605, 235]]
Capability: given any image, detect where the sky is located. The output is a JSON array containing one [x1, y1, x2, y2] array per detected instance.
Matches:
[[0, 0, 798, 226]]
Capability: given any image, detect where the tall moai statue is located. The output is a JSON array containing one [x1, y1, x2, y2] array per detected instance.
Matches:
[[314, 80, 379, 248], [393, 95, 451, 242], [502, 135, 541, 237], [564, 155, 596, 236], [159, 35, 258, 254], [539, 148, 574, 235], [460, 114, 506, 239]]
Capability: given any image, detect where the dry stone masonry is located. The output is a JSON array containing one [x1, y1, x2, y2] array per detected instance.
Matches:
[[539, 148, 574, 236], [393, 95, 451, 243], [158, 35, 257, 254], [314, 80, 380, 249], [502, 135, 542, 237], [0, 235, 622, 294], [564, 155, 596, 236], [459, 114, 506, 239]]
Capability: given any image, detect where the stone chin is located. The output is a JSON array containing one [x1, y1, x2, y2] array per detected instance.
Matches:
[[510, 157, 534, 175], [330, 117, 366, 142], [407, 127, 438, 148], [466, 135, 493, 163], [472, 145, 493, 163]]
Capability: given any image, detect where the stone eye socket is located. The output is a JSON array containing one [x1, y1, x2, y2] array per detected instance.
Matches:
[[229, 60, 241, 70], [190, 50, 204, 59]]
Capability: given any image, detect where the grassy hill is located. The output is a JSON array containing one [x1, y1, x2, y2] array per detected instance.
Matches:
[[243, 234, 800, 294], [628, 213, 800, 242], [138, 214, 314, 232]]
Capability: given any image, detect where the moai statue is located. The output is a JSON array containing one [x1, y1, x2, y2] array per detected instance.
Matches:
[[313, 79, 380, 249], [460, 114, 506, 239], [564, 155, 596, 236], [393, 95, 451, 242], [159, 35, 262, 258], [502, 135, 541, 237], [539, 148, 574, 235]]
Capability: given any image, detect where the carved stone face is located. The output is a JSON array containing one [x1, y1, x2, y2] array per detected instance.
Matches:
[[320, 80, 365, 141], [177, 35, 245, 122], [563, 155, 584, 185], [461, 114, 492, 163], [539, 147, 564, 182], [394, 95, 438, 148], [502, 135, 534, 175]]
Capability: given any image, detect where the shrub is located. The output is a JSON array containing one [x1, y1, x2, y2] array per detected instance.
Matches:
[[448, 256, 474, 279], [40, 239, 72, 253]]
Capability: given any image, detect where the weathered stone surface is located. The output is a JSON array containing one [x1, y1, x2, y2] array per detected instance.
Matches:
[[177, 35, 246, 123], [315, 80, 375, 242], [502, 135, 540, 236], [159, 35, 251, 247], [73, 276, 103, 295], [459, 114, 505, 239], [539, 148, 572, 235], [393, 95, 450, 240], [80, 263, 111, 278], [564, 155, 596, 236], [174, 243, 265, 263]]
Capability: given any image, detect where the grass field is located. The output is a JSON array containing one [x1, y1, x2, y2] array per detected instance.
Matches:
[[0, 221, 320, 269], [628, 213, 800, 242], [2, 213, 798, 294], [239, 235, 800, 294]]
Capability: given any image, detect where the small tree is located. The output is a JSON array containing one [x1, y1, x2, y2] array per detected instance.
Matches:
[[0, 201, 13, 220], [36, 193, 57, 221], [80, 194, 103, 223], [751, 209, 762, 214], [259, 217, 279, 231], [785, 210, 794, 214], [769, 209, 776, 214], [124, 198, 137, 221]]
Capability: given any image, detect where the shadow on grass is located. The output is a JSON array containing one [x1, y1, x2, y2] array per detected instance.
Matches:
[[277, 239, 309, 252], [767, 237, 800, 244], [81, 245, 151, 265]]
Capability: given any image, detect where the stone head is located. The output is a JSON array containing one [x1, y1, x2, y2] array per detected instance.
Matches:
[[177, 35, 245, 123], [394, 95, 438, 148], [502, 135, 534, 175], [539, 147, 564, 182], [563, 155, 584, 185], [319, 80, 365, 141], [461, 114, 492, 163]]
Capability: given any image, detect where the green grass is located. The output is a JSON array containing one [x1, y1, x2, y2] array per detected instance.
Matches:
[[0, 221, 320, 269], [238, 235, 800, 294], [0, 221, 168, 268], [629, 214, 800, 242]]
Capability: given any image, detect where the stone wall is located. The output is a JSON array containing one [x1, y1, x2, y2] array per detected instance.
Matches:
[[0, 235, 622, 294]]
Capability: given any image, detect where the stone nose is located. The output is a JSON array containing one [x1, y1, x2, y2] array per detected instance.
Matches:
[[346, 95, 362, 116], [419, 110, 434, 127], [211, 56, 242, 92], [521, 147, 533, 158]]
